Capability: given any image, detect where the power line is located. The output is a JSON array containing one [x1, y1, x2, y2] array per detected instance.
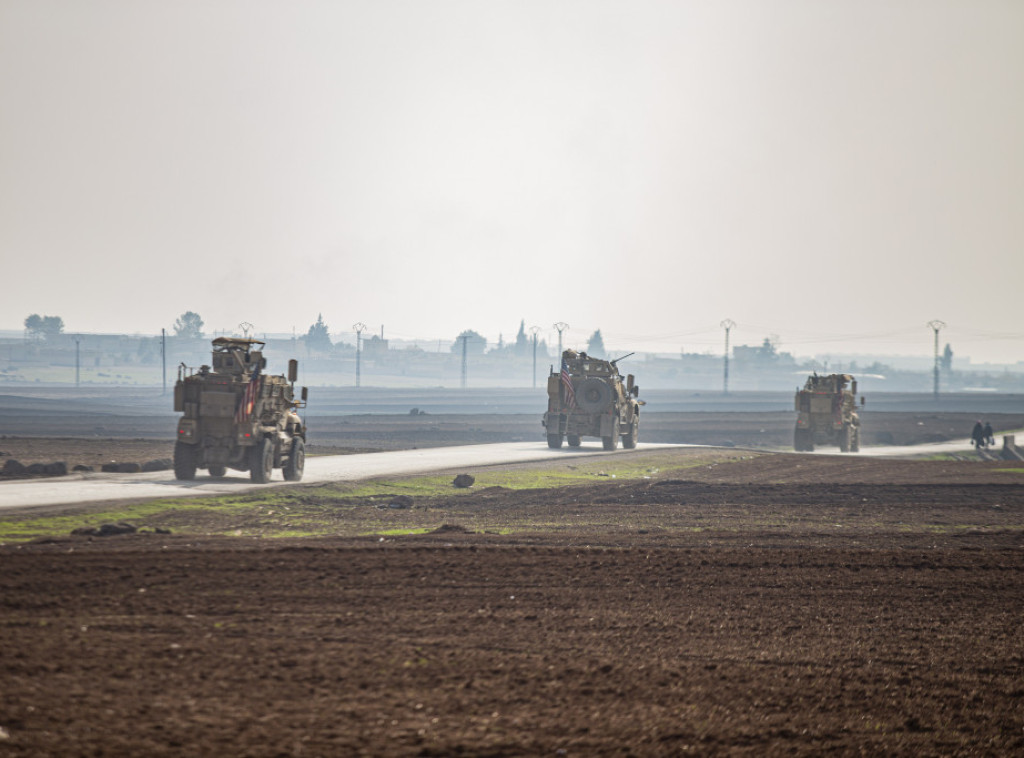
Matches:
[[352, 322, 366, 388], [530, 326, 542, 389], [927, 320, 946, 398], [553, 322, 569, 358], [460, 334, 468, 389], [720, 319, 735, 395]]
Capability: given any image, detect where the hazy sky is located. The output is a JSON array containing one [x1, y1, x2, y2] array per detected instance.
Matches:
[[2, 1, 1022, 361]]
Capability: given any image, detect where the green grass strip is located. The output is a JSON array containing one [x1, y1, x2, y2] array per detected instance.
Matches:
[[0, 450, 745, 544]]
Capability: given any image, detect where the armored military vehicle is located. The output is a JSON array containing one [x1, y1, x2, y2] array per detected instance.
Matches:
[[173, 337, 308, 483], [794, 373, 861, 452], [542, 350, 643, 450]]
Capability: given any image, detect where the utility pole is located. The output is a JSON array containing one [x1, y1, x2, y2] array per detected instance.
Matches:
[[720, 319, 735, 395], [161, 328, 166, 394], [927, 320, 945, 399], [553, 322, 569, 359], [353, 322, 366, 387], [530, 326, 542, 389], [460, 334, 469, 389]]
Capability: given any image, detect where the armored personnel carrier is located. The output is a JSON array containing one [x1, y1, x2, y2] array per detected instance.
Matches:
[[542, 350, 642, 450], [794, 373, 861, 452], [173, 337, 307, 483]]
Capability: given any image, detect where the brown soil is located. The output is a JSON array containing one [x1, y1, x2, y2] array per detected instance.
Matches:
[[2, 451, 1023, 756]]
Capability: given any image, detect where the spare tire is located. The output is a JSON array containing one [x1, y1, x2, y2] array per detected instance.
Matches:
[[576, 378, 613, 412]]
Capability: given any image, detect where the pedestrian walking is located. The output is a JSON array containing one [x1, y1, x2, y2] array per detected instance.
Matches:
[[971, 420, 986, 449]]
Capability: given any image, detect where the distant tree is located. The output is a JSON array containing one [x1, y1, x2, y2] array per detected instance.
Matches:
[[331, 339, 355, 353], [23, 314, 42, 340], [305, 314, 332, 353], [42, 316, 63, 338], [586, 329, 606, 359], [24, 314, 64, 341], [451, 330, 487, 355], [941, 343, 954, 372], [514, 320, 530, 357], [173, 311, 204, 339]]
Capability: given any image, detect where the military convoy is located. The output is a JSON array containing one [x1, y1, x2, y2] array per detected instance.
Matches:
[[174, 337, 307, 483], [542, 350, 643, 450], [794, 373, 861, 452], [170, 337, 862, 479]]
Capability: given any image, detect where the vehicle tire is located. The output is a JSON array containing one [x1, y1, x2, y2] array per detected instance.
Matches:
[[622, 416, 639, 449], [602, 416, 619, 451], [567, 435, 581, 448], [208, 465, 227, 478], [851, 427, 860, 453], [839, 424, 851, 453], [283, 437, 305, 481], [547, 434, 563, 449], [173, 441, 197, 481], [794, 428, 813, 452], [249, 437, 274, 484], [576, 378, 613, 413]]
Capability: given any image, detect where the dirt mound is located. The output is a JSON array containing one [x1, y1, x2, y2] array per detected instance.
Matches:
[[429, 523, 473, 534]]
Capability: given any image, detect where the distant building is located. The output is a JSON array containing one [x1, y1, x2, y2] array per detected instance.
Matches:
[[363, 335, 389, 357]]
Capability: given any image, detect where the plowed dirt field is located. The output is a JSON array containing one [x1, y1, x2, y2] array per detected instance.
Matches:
[[2, 451, 1023, 756]]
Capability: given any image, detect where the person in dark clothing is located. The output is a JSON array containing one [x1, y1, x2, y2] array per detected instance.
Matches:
[[984, 421, 995, 447], [971, 421, 987, 448]]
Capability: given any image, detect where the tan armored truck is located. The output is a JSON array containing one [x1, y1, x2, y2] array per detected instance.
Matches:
[[794, 373, 861, 452], [543, 350, 643, 450], [174, 337, 308, 483]]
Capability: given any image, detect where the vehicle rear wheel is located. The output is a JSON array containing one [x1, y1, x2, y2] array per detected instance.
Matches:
[[283, 437, 305, 481], [567, 435, 581, 447], [851, 427, 860, 453], [208, 465, 227, 478], [249, 437, 274, 484], [794, 428, 813, 452], [622, 416, 639, 449], [547, 434, 563, 449], [839, 424, 851, 453], [602, 416, 619, 451], [173, 441, 197, 480]]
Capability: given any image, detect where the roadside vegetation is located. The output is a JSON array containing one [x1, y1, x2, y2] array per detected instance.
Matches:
[[0, 450, 749, 544]]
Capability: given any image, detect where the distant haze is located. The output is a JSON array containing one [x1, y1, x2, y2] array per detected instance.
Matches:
[[2, 1, 1022, 362]]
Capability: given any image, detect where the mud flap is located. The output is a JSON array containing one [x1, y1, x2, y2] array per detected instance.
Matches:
[[599, 415, 616, 437]]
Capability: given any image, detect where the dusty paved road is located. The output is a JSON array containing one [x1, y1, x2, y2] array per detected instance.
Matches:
[[807, 436, 1013, 457], [0, 435, 1002, 512], [0, 441, 690, 512], [2, 434, 1007, 512]]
